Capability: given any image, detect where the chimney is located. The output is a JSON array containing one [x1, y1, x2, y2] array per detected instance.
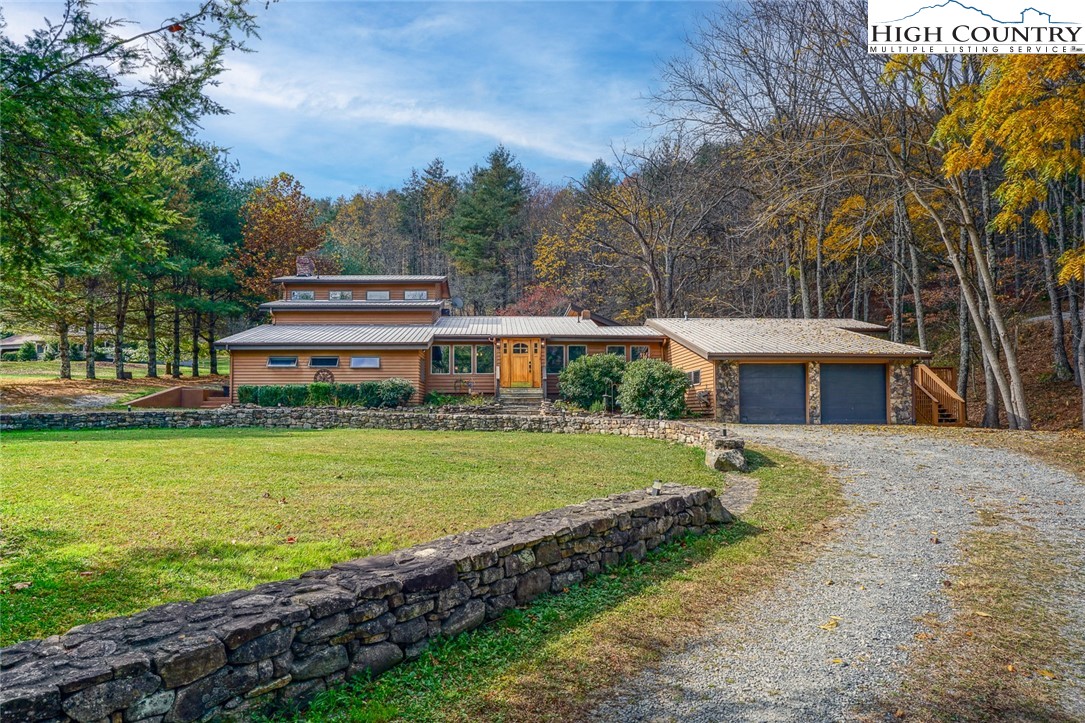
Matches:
[[580, 309, 592, 322], [295, 255, 315, 277]]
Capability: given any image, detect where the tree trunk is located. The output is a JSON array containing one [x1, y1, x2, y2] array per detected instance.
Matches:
[[785, 244, 795, 318], [172, 304, 182, 378], [815, 195, 826, 319], [909, 242, 928, 350], [1079, 304, 1085, 430], [891, 230, 903, 343], [145, 287, 158, 378], [1037, 220, 1072, 380], [114, 282, 129, 379], [58, 322, 71, 380], [957, 288, 970, 400], [207, 314, 219, 375], [85, 293, 96, 380], [797, 232, 811, 319], [191, 310, 201, 378]]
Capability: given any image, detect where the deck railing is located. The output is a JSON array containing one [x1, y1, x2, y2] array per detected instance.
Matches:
[[913, 363, 966, 426]]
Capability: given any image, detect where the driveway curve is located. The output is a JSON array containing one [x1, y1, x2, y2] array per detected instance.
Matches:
[[592, 426, 1084, 722]]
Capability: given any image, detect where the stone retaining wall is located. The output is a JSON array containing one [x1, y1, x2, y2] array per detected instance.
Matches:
[[0, 485, 732, 723]]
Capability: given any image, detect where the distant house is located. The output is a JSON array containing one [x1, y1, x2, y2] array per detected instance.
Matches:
[[216, 267, 947, 424], [0, 334, 45, 357]]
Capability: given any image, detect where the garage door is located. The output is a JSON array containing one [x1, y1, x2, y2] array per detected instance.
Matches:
[[820, 364, 887, 424], [739, 364, 806, 424]]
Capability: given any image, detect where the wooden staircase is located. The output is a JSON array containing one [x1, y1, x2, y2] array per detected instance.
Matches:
[[913, 364, 966, 427]]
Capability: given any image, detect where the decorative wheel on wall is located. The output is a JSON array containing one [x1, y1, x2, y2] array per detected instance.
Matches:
[[314, 369, 335, 383]]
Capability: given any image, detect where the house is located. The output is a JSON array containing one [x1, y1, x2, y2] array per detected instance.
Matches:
[[216, 269, 950, 424], [0, 334, 45, 357]]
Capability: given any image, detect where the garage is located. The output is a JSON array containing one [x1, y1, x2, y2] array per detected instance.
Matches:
[[739, 364, 806, 424], [820, 363, 887, 424]]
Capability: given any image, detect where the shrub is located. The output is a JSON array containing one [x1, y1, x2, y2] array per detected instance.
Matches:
[[41, 343, 58, 361], [307, 382, 335, 406], [617, 358, 689, 419], [357, 381, 383, 408], [558, 353, 626, 410], [17, 341, 38, 361], [424, 391, 458, 406], [237, 386, 259, 405], [1, 352, 18, 362], [256, 385, 285, 406], [69, 345, 85, 362], [283, 385, 309, 406], [331, 383, 359, 406], [378, 378, 415, 407]]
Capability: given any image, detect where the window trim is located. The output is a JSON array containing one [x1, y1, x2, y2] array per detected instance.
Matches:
[[328, 290, 354, 301], [289, 290, 315, 301], [430, 344, 451, 375], [475, 344, 495, 375], [606, 345, 627, 359], [687, 369, 702, 385], [350, 356, 380, 369], [366, 290, 391, 301], [567, 345, 587, 364], [403, 289, 429, 300], [266, 356, 299, 368], [630, 345, 650, 361], [308, 356, 340, 368]]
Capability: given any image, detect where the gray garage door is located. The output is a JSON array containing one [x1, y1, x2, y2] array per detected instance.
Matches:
[[820, 363, 887, 424], [739, 364, 806, 424]]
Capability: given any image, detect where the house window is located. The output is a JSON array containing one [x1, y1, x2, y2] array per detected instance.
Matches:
[[404, 290, 429, 300], [568, 345, 587, 363], [366, 290, 391, 301], [546, 345, 565, 374], [309, 356, 340, 368], [453, 345, 473, 374], [328, 290, 353, 301], [431, 345, 450, 374], [630, 345, 650, 361], [267, 356, 298, 367], [290, 290, 315, 301], [606, 345, 626, 358], [687, 369, 702, 385], [475, 345, 494, 374], [350, 356, 380, 369], [512, 342, 529, 354]]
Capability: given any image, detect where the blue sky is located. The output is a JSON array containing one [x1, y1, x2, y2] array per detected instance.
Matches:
[[5, 1, 712, 199]]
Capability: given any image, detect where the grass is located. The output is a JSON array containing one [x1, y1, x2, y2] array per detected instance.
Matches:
[[868, 509, 1079, 722], [0, 359, 228, 412], [267, 447, 844, 722], [0, 427, 723, 645]]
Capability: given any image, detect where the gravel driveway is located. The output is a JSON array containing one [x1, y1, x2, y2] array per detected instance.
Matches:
[[593, 426, 1084, 722]]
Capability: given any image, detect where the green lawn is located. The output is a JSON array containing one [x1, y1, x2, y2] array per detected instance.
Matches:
[[0, 428, 722, 645], [0, 359, 229, 380]]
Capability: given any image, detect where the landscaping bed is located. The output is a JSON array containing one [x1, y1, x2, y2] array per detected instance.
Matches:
[[0, 428, 723, 645]]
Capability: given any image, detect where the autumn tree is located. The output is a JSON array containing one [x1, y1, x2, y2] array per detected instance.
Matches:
[[236, 173, 329, 300]]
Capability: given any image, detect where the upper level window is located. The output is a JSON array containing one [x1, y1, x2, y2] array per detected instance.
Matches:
[[267, 356, 298, 367], [630, 345, 650, 361], [290, 290, 315, 301], [309, 356, 339, 368], [366, 290, 391, 301], [568, 345, 587, 363], [328, 290, 353, 301], [404, 290, 428, 300], [606, 345, 626, 358], [350, 356, 380, 369], [546, 345, 565, 374]]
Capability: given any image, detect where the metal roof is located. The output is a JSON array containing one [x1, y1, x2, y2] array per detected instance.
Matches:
[[271, 275, 448, 284], [215, 325, 435, 349], [260, 300, 443, 311], [433, 316, 664, 339], [646, 318, 930, 359]]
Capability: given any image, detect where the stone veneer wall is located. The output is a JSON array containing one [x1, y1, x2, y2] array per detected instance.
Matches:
[[0, 485, 731, 723], [806, 362, 821, 424], [889, 362, 916, 424], [714, 361, 740, 423]]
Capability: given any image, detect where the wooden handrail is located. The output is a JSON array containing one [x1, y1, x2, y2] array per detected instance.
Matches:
[[914, 364, 966, 426], [928, 366, 958, 389], [913, 383, 938, 426]]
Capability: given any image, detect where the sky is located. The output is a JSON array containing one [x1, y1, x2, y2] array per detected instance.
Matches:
[[4, 0, 714, 199]]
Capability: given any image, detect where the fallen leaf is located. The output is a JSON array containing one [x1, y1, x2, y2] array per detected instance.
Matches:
[[831, 658, 845, 664], [973, 610, 992, 618], [1007, 664, 1015, 672], [915, 632, 934, 641], [1039, 669, 1057, 680], [285, 537, 297, 544], [12, 582, 31, 590], [819, 616, 842, 630]]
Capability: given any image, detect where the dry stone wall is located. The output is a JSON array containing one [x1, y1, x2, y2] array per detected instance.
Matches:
[[0, 485, 732, 723]]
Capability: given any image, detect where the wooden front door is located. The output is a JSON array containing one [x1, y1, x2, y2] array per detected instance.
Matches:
[[501, 338, 541, 388]]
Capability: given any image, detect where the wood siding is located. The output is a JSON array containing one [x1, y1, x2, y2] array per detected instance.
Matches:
[[270, 309, 438, 325], [228, 348, 425, 403], [665, 339, 715, 413], [425, 373, 496, 396], [280, 282, 445, 301]]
